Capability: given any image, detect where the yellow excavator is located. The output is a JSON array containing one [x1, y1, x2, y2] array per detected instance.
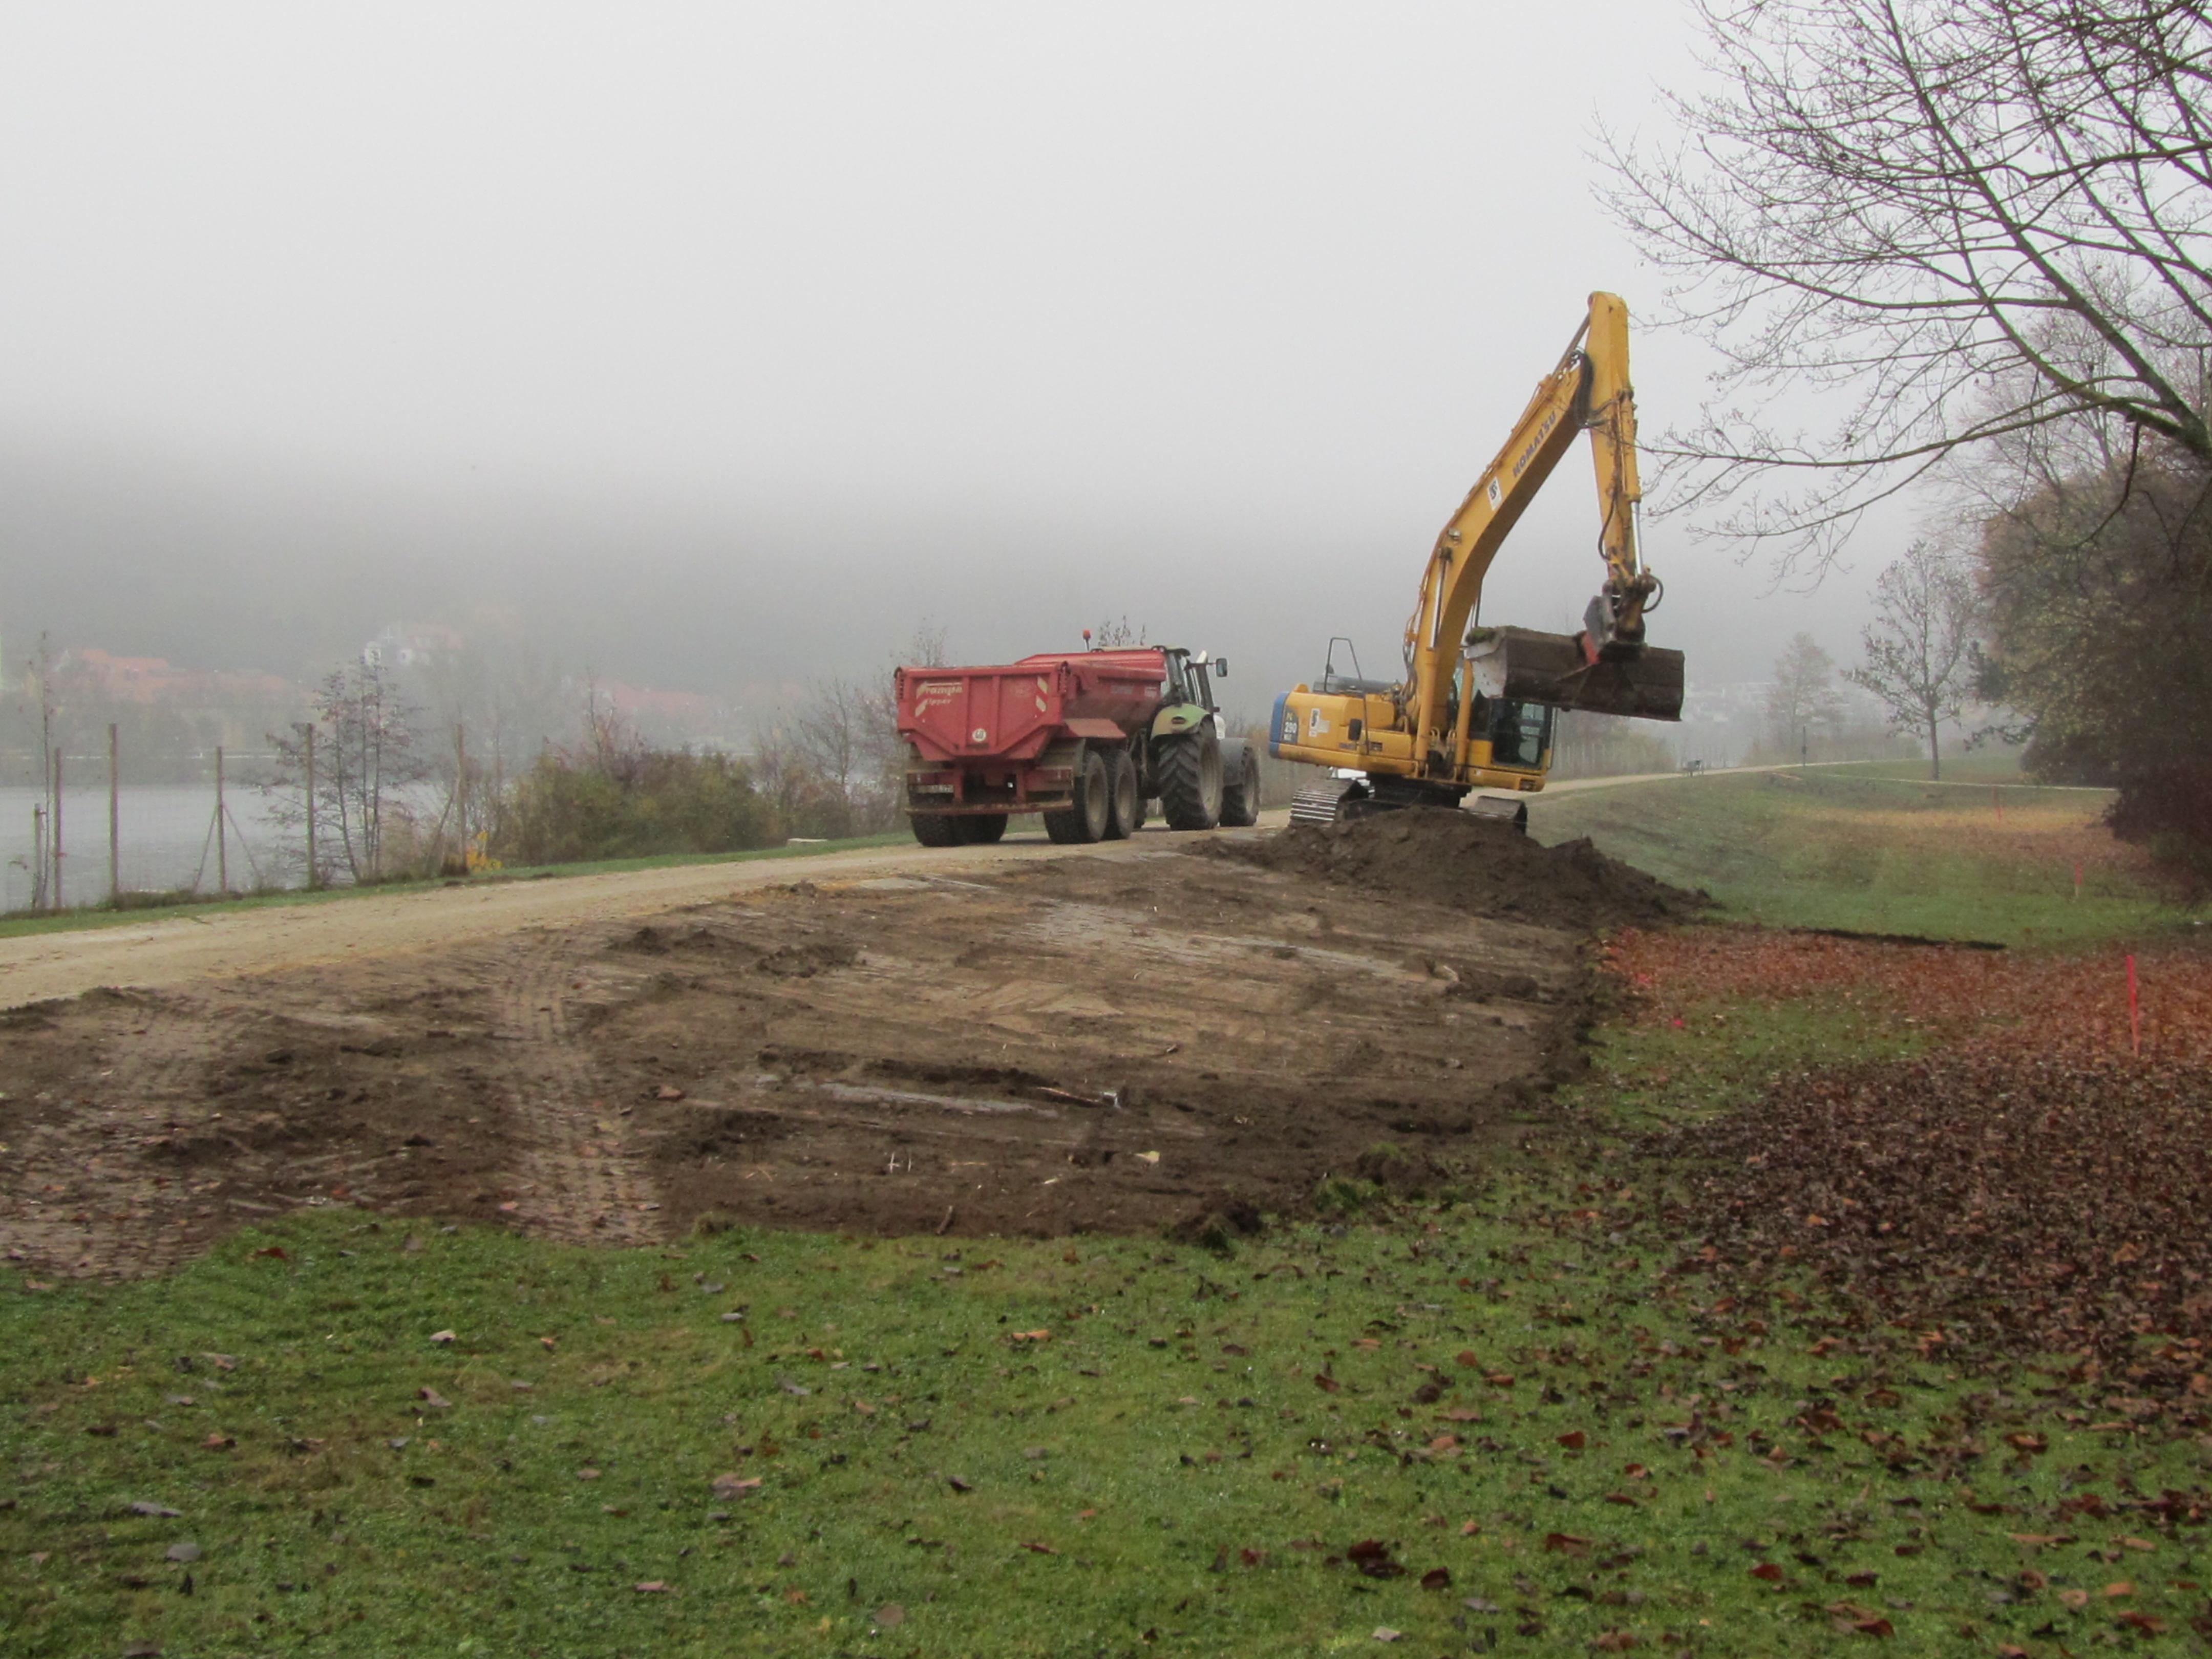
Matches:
[[1269, 291, 1684, 826]]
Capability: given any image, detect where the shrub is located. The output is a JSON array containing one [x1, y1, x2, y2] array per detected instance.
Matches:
[[495, 747, 778, 865]]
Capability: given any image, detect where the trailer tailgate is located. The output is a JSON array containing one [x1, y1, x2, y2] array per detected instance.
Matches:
[[898, 665, 1067, 761]]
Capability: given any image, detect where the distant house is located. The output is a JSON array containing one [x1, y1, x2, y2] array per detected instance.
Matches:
[[361, 623, 464, 670], [62, 647, 291, 707]]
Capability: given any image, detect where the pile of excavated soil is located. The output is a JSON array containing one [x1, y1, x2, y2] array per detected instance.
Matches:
[[1214, 808, 1703, 931]]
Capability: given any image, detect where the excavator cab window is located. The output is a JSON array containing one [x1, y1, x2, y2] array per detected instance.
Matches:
[[1488, 700, 1552, 770]]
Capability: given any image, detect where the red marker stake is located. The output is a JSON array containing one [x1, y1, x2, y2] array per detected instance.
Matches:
[[2127, 953, 2141, 1057], [1994, 789, 2003, 824], [2073, 861, 2083, 902]]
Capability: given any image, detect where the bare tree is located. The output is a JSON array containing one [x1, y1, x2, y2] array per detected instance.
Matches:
[[1848, 543, 1984, 778], [1764, 633, 1845, 757], [745, 723, 824, 838], [789, 678, 878, 836], [1604, 0, 2212, 566], [265, 663, 430, 883], [864, 623, 952, 824], [900, 624, 950, 670], [1089, 614, 1147, 648]]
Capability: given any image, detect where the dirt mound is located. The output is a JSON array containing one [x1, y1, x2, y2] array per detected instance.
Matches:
[[1215, 809, 1701, 931]]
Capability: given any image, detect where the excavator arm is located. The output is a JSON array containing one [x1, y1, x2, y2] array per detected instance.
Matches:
[[1403, 292, 1656, 756]]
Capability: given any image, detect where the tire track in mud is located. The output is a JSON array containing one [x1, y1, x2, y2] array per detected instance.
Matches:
[[493, 933, 658, 1244], [3, 991, 227, 1280]]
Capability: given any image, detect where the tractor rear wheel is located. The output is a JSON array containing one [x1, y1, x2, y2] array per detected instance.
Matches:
[[1219, 743, 1262, 827], [1044, 748, 1112, 843], [1102, 749, 1140, 839], [1156, 729, 1223, 831], [958, 813, 1009, 844], [910, 812, 963, 847]]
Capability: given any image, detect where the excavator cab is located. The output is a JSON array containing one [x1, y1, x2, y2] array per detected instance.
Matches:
[[1486, 698, 1554, 770]]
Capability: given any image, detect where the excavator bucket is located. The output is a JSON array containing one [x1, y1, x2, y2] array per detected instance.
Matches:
[[1487, 626, 1684, 722]]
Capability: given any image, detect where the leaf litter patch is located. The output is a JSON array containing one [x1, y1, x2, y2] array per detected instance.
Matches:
[[1606, 925, 2212, 1063], [1598, 923, 2212, 1408], [1636, 1052, 2212, 1413]]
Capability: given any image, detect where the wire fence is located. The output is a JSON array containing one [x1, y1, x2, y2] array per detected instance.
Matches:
[[0, 740, 459, 914], [0, 748, 295, 912]]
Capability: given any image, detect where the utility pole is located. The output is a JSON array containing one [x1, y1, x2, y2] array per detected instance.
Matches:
[[108, 723, 120, 906], [301, 722, 319, 890]]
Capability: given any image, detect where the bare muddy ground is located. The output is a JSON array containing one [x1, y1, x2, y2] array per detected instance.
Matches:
[[0, 842, 1597, 1280]]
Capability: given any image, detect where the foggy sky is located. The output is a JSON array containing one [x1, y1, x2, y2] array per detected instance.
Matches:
[[0, 3, 1885, 708]]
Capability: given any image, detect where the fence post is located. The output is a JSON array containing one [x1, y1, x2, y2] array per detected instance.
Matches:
[[108, 723, 120, 906], [454, 722, 467, 871], [51, 749, 63, 910], [31, 805, 45, 911], [215, 746, 229, 895], [302, 724, 318, 890]]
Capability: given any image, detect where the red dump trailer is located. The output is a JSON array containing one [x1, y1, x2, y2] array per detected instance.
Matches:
[[895, 646, 1259, 846]]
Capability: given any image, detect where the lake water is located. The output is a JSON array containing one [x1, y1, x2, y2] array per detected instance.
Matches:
[[0, 783, 445, 911]]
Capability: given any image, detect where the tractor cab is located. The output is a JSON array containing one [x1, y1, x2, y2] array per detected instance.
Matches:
[[1163, 648, 1226, 728]]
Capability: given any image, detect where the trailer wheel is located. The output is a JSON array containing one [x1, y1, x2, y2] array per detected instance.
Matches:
[[1218, 742, 1262, 827], [1101, 749, 1140, 840], [910, 812, 963, 847], [1044, 748, 1112, 843], [957, 813, 1008, 844], [1156, 729, 1223, 831]]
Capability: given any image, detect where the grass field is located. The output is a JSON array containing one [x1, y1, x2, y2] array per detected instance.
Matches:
[[1530, 764, 2182, 946], [5, 772, 2207, 1656]]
